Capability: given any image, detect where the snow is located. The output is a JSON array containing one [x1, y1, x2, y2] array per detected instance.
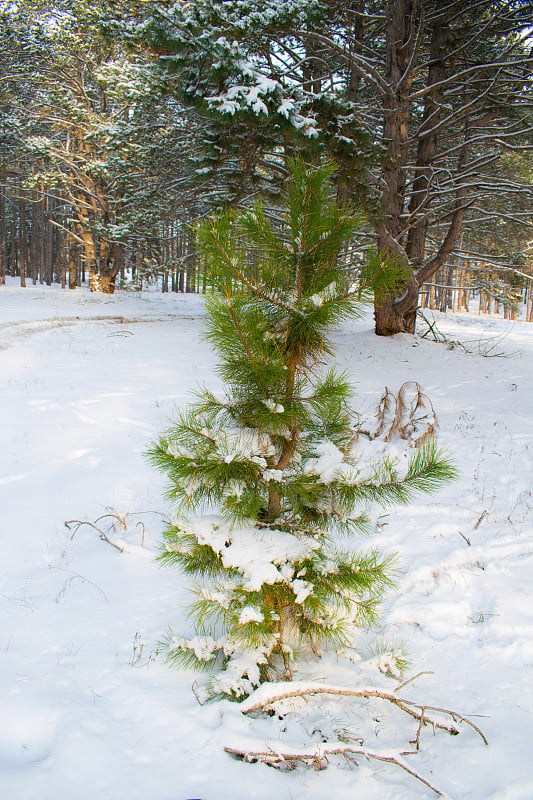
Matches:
[[185, 516, 316, 591], [207, 73, 281, 117], [1, 277, 533, 798], [305, 438, 347, 482], [238, 607, 264, 625], [290, 578, 313, 604]]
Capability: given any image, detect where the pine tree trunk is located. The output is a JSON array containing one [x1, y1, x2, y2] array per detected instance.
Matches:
[[185, 230, 197, 293], [45, 195, 53, 285], [68, 242, 77, 289], [99, 273, 116, 293], [60, 237, 67, 288], [0, 190, 6, 286], [19, 198, 27, 288], [374, 298, 417, 336]]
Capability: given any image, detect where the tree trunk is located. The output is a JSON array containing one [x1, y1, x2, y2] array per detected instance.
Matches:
[[0, 190, 6, 285], [185, 229, 197, 292], [374, 298, 417, 336], [93, 272, 116, 293], [19, 198, 27, 288], [68, 241, 77, 289]]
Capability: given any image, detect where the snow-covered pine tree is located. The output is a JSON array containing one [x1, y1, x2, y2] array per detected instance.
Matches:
[[148, 160, 456, 700]]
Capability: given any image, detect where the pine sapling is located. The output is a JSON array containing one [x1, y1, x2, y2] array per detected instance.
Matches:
[[148, 159, 457, 700]]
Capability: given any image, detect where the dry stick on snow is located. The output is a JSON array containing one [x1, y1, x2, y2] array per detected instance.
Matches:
[[94, 512, 127, 528], [224, 743, 445, 797], [191, 681, 206, 707], [394, 670, 435, 693], [65, 519, 124, 552], [474, 509, 488, 529], [240, 683, 488, 745], [136, 521, 146, 547]]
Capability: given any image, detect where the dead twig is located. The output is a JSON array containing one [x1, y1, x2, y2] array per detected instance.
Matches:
[[410, 707, 425, 751], [94, 512, 127, 529], [417, 312, 517, 359], [130, 631, 144, 666], [136, 521, 146, 546], [360, 381, 437, 446], [417, 311, 446, 343], [395, 671, 434, 693], [192, 681, 206, 706], [65, 519, 124, 552], [225, 743, 445, 796], [55, 572, 108, 603], [474, 510, 488, 529]]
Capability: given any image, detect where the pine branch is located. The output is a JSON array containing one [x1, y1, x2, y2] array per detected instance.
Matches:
[[225, 742, 446, 797], [240, 682, 488, 745]]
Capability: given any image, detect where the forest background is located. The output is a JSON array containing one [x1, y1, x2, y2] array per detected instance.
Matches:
[[1, 0, 533, 334]]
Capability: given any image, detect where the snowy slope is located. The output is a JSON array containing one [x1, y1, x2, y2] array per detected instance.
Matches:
[[1, 279, 532, 800]]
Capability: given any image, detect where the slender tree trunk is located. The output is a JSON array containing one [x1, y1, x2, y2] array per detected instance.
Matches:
[[68, 241, 77, 289], [185, 230, 197, 292], [45, 195, 53, 285], [19, 197, 27, 288], [0, 190, 6, 286], [60, 236, 67, 288]]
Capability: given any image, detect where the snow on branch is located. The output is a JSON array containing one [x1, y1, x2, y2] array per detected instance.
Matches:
[[238, 680, 488, 745]]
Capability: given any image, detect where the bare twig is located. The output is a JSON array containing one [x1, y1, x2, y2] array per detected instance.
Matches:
[[55, 572, 108, 603], [395, 671, 435, 693], [417, 310, 446, 342], [358, 381, 437, 445], [130, 631, 144, 666], [136, 521, 146, 547], [411, 708, 426, 751], [192, 681, 206, 706], [65, 519, 124, 552], [225, 743, 445, 796], [94, 512, 127, 529], [474, 510, 488, 529]]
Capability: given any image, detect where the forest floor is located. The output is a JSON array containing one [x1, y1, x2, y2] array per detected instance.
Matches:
[[1, 278, 532, 800]]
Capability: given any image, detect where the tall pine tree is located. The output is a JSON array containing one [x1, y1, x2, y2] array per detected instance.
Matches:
[[148, 160, 456, 700]]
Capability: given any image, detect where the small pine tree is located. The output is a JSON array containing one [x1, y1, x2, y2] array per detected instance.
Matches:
[[148, 160, 456, 700]]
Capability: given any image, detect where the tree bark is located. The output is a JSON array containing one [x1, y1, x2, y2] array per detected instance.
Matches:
[[374, 298, 417, 335], [0, 189, 6, 285], [19, 197, 27, 287], [373, 0, 470, 335]]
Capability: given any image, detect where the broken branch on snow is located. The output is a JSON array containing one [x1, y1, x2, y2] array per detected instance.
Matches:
[[225, 741, 445, 796], [239, 681, 488, 745]]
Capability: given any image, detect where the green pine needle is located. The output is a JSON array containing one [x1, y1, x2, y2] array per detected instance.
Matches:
[[148, 159, 457, 698]]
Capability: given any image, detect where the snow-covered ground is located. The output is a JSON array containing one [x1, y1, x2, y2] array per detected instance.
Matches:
[[1, 278, 532, 800]]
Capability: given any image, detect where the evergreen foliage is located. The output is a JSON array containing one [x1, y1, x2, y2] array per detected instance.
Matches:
[[137, 0, 533, 333], [148, 160, 457, 699]]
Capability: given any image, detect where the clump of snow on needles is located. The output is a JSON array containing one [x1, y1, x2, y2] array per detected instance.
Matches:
[[178, 516, 318, 591]]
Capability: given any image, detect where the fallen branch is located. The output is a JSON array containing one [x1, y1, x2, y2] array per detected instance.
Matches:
[[225, 741, 445, 796], [417, 312, 517, 358], [65, 519, 124, 552], [240, 681, 488, 746]]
